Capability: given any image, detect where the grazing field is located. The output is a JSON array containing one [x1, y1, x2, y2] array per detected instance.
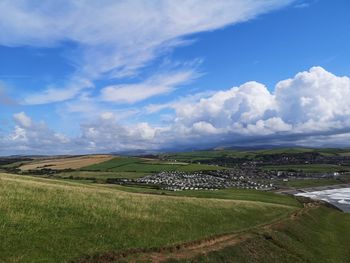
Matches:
[[275, 175, 350, 188], [262, 164, 350, 173], [58, 170, 147, 180], [19, 155, 114, 171], [164, 150, 256, 162], [0, 173, 297, 262], [173, 206, 350, 263], [82, 157, 223, 173]]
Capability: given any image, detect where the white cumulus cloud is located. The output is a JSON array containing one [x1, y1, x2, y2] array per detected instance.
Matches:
[[2, 66, 350, 154]]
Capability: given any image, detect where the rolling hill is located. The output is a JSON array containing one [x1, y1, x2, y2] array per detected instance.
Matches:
[[0, 173, 297, 262]]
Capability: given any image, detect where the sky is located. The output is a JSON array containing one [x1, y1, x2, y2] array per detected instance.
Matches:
[[0, 0, 350, 155]]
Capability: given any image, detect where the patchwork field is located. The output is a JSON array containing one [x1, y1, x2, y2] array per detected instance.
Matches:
[[81, 156, 223, 173], [0, 173, 298, 262], [19, 155, 114, 171]]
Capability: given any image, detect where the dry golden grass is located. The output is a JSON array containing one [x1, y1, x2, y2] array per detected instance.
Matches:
[[19, 155, 114, 171]]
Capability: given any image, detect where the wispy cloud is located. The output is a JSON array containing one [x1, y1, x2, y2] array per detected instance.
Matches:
[[23, 77, 93, 105], [294, 0, 317, 9], [0, 0, 294, 104], [100, 70, 198, 104]]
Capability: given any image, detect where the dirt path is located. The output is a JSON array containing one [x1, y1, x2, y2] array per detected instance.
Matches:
[[75, 201, 320, 263]]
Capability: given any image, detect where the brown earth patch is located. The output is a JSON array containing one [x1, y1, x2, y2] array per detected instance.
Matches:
[[19, 155, 114, 171]]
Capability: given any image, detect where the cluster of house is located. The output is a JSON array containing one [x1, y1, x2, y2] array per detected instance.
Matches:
[[208, 166, 343, 181], [135, 171, 274, 191], [192, 152, 350, 169]]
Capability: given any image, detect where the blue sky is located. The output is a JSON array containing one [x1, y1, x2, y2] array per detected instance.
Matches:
[[0, 0, 350, 155]]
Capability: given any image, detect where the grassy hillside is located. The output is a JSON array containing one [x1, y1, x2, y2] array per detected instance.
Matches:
[[170, 206, 350, 263], [0, 173, 297, 262]]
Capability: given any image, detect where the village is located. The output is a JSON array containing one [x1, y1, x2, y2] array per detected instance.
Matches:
[[108, 164, 346, 191], [135, 171, 273, 191]]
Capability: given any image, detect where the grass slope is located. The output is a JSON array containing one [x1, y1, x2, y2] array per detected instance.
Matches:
[[0, 173, 297, 262], [172, 206, 350, 263]]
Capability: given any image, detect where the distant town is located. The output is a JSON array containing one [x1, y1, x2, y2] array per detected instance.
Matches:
[[2, 149, 350, 192]]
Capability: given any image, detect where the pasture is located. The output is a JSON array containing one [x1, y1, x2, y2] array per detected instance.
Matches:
[[275, 175, 350, 188], [262, 164, 350, 173], [82, 157, 223, 173]]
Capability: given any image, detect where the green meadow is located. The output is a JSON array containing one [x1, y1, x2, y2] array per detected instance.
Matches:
[[81, 156, 223, 173], [0, 173, 298, 262], [262, 164, 350, 173], [275, 175, 350, 188]]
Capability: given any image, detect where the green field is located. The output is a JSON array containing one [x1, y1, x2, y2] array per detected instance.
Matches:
[[172, 206, 350, 262], [262, 164, 350, 173], [82, 157, 223, 173], [164, 150, 256, 162], [104, 184, 301, 207], [275, 175, 350, 188], [165, 148, 350, 162], [0, 173, 298, 262], [58, 170, 147, 180]]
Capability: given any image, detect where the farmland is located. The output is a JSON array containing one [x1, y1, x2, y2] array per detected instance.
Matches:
[[262, 164, 350, 173], [19, 155, 114, 171], [81, 156, 223, 173], [275, 175, 350, 188], [2, 148, 350, 190], [0, 173, 297, 262]]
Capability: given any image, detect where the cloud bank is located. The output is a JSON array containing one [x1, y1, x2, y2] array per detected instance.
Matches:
[[2, 67, 350, 155]]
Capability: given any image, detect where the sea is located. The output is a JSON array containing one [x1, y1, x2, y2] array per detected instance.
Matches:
[[296, 187, 350, 212]]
